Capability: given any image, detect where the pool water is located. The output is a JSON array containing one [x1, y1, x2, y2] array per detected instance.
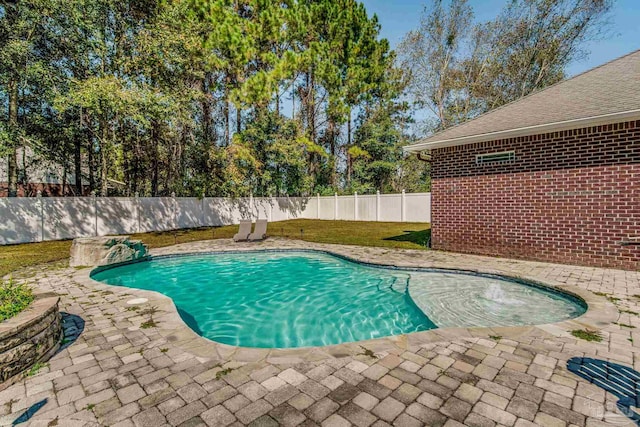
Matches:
[[91, 251, 586, 348]]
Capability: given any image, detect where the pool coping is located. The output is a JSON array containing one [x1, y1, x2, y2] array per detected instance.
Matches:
[[72, 240, 619, 365]]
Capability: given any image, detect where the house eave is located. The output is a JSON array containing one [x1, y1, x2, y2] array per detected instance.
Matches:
[[403, 109, 640, 153]]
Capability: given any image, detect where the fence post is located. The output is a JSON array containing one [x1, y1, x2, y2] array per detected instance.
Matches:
[[376, 190, 380, 222], [354, 192, 358, 221], [134, 192, 140, 233], [286, 194, 290, 220], [334, 193, 338, 220], [200, 193, 206, 227], [133, 191, 140, 233], [316, 193, 320, 219], [268, 195, 273, 222], [249, 192, 254, 220], [171, 192, 177, 230], [401, 189, 406, 222], [37, 190, 44, 242]]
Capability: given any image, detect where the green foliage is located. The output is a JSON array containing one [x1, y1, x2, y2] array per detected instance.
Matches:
[[620, 309, 639, 315], [0, 279, 34, 321], [215, 367, 234, 380], [1, 0, 610, 196], [26, 362, 48, 377], [396, 156, 431, 193], [139, 306, 159, 317], [235, 109, 319, 196], [358, 346, 377, 358], [140, 320, 157, 329], [571, 329, 603, 342], [593, 292, 620, 303], [1, 0, 417, 197], [614, 322, 636, 329], [140, 305, 159, 329], [349, 96, 419, 193]]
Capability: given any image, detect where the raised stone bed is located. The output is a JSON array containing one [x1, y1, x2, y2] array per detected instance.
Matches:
[[70, 235, 148, 267], [0, 294, 61, 387]]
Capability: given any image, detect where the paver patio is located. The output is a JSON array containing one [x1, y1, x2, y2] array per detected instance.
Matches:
[[1, 238, 639, 426]]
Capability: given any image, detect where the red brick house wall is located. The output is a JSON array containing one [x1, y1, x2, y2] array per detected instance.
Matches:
[[430, 120, 640, 270]]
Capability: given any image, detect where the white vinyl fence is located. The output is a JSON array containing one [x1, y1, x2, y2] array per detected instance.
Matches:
[[0, 192, 430, 245], [306, 191, 430, 223]]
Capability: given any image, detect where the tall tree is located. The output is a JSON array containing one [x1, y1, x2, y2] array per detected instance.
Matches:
[[399, 0, 612, 133], [399, 0, 473, 131], [475, 0, 613, 108], [349, 60, 413, 193], [1, 0, 614, 199], [0, 0, 60, 196]]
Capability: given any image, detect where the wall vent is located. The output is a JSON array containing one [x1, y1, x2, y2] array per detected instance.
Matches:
[[476, 151, 515, 165]]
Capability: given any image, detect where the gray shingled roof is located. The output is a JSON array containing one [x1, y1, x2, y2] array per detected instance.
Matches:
[[405, 49, 640, 151]]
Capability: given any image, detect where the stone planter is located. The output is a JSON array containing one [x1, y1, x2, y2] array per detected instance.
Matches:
[[0, 294, 62, 387]]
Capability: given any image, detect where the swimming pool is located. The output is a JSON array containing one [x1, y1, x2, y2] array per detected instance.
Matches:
[[91, 250, 586, 348]]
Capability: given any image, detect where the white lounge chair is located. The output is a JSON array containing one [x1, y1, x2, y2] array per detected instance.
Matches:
[[248, 219, 268, 241], [233, 220, 252, 242]]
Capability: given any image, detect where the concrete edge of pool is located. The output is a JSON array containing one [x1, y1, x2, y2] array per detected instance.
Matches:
[[72, 239, 620, 365]]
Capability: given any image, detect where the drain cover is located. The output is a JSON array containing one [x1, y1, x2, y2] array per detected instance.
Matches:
[[126, 298, 148, 305]]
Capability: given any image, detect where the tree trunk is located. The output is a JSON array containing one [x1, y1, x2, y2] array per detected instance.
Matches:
[[88, 139, 94, 193], [347, 109, 352, 147], [328, 118, 336, 187], [151, 122, 159, 196], [236, 106, 241, 134], [99, 116, 108, 196], [132, 133, 139, 196], [61, 161, 68, 196], [346, 110, 352, 186], [100, 150, 108, 196], [7, 78, 18, 197], [224, 100, 230, 145], [74, 112, 83, 194], [224, 75, 231, 145], [307, 70, 316, 142], [20, 149, 28, 195], [165, 142, 173, 194], [201, 75, 212, 143]]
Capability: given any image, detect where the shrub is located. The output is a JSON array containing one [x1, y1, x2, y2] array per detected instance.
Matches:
[[570, 329, 602, 342], [0, 278, 34, 322]]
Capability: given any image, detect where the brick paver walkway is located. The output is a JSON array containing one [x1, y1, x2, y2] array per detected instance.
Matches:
[[1, 238, 639, 426]]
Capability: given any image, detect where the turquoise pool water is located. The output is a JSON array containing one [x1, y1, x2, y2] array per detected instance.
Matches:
[[91, 250, 586, 348]]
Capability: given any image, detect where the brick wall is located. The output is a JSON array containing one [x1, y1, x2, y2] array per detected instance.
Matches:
[[430, 120, 640, 270]]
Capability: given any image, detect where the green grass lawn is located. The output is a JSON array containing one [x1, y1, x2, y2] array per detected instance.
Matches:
[[0, 219, 430, 278]]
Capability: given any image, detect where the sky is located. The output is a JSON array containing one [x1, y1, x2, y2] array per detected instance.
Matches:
[[362, 0, 640, 77]]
